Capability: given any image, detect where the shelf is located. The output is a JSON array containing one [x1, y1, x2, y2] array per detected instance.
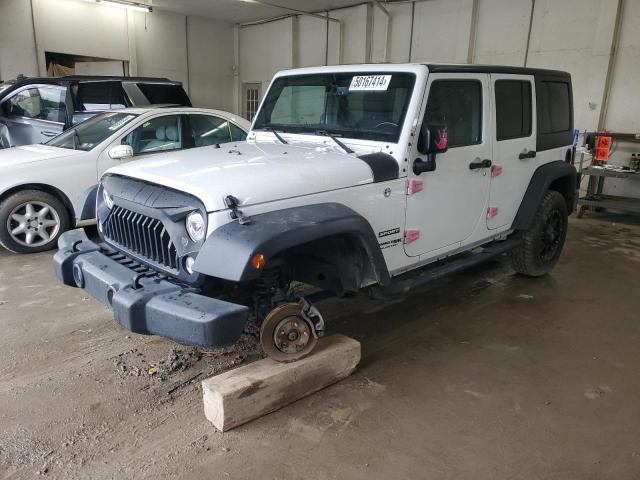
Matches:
[[581, 167, 640, 180], [577, 194, 640, 215]]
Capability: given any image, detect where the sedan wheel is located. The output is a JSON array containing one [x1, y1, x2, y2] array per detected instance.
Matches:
[[8, 201, 61, 247], [0, 190, 70, 254]]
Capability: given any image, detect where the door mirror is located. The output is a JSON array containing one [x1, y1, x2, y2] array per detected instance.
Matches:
[[417, 124, 449, 155], [108, 144, 133, 160]]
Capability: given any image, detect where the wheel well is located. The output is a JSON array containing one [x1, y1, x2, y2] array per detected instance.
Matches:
[[272, 233, 379, 295], [0, 184, 76, 226], [548, 175, 575, 212]]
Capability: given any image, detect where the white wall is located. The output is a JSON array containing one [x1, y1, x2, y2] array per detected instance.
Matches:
[[0, 0, 39, 80], [411, 0, 474, 63], [187, 16, 236, 113], [132, 10, 188, 88]]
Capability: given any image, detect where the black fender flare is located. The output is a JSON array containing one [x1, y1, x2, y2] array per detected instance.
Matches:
[[512, 160, 577, 231], [193, 203, 391, 285], [78, 184, 98, 221]]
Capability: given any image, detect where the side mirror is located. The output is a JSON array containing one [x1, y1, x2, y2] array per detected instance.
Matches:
[[417, 124, 449, 155], [108, 144, 133, 160]]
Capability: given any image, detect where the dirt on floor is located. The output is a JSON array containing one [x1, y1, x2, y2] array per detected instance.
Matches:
[[1, 214, 640, 479]]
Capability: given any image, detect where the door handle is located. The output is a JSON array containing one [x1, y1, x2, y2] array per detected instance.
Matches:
[[469, 158, 492, 170], [40, 130, 57, 137], [519, 150, 536, 159]]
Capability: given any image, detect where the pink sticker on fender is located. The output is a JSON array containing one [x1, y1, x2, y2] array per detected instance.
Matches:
[[407, 180, 423, 195], [487, 207, 499, 219], [404, 229, 420, 244]]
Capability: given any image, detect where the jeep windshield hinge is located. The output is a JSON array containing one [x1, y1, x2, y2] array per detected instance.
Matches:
[[225, 195, 252, 225]]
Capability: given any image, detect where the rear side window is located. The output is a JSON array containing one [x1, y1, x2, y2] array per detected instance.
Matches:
[[190, 114, 232, 146], [3, 86, 66, 123], [424, 80, 482, 148], [74, 81, 127, 111], [495, 80, 532, 141], [538, 81, 571, 133], [137, 83, 191, 106]]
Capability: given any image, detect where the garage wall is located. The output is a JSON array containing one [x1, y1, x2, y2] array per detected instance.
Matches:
[[0, 0, 39, 80], [0, 0, 236, 112]]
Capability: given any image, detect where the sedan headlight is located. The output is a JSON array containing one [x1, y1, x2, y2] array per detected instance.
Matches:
[[186, 211, 205, 242], [102, 187, 114, 209]]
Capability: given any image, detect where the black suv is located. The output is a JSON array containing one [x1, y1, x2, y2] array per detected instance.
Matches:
[[0, 76, 191, 148]]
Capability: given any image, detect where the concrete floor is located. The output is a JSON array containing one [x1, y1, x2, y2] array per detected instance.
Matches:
[[1, 215, 640, 479]]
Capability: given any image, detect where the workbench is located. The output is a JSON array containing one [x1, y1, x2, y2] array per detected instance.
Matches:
[[577, 166, 640, 217]]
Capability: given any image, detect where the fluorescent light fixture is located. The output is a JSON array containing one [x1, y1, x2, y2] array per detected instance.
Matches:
[[82, 0, 152, 13]]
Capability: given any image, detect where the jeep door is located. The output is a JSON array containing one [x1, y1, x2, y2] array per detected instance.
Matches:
[[0, 85, 67, 147], [487, 74, 536, 230], [404, 73, 491, 257]]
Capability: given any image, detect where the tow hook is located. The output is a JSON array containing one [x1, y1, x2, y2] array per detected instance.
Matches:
[[299, 297, 325, 338]]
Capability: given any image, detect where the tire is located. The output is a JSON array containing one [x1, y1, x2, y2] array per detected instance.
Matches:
[[511, 190, 568, 277], [0, 190, 70, 254]]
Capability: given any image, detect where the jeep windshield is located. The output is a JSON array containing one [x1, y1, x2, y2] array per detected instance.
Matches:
[[253, 72, 416, 143], [48, 112, 138, 151]]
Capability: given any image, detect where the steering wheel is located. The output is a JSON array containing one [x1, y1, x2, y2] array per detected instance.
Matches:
[[374, 121, 398, 129]]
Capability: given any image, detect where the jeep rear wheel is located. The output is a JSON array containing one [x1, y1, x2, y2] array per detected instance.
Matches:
[[511, 190, 568, 277], [0, 190, 70, 254]]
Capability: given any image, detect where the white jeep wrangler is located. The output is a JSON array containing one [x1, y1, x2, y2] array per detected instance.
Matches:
[[54, 64, 576, 362]]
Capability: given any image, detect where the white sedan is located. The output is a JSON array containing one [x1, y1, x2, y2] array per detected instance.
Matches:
[[0, 107, 250, 253]]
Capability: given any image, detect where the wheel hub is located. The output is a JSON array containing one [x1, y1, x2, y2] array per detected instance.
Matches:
[[273, 315, 312, 354], [260, 302, 319, 362]]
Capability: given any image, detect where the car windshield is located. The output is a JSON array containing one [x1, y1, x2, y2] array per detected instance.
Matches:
[[48, 112, 138, 151], [253, 72, 416, 143]]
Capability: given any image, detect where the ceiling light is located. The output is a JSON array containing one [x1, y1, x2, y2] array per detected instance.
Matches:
[[82, 0, 152, 13]]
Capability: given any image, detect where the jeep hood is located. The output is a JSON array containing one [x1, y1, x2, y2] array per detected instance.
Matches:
[[0, 144, 84, 169], [106, 142, 380, 212]]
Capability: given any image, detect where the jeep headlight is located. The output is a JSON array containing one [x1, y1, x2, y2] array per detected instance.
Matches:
[[102, 187, 114, 210], [186, 211, 205, 242]]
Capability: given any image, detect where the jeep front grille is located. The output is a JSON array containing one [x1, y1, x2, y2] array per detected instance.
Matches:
[[102, 205, 178, 271]]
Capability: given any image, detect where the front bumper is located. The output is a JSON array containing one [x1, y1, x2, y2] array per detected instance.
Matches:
[[53, 229, 249, 347]]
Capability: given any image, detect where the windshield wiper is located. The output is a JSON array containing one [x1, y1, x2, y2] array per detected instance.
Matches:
[[315, 130, 354, 154], [259, 126, 288, 145]]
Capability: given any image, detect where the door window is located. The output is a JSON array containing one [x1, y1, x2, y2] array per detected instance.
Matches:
[[495, 80, 532, 140], [121, 114, 183, 155], [229, 123, 247, 141], [190, 115, 231, 146], [3, 87, 66, 123], [423, 80, 482, 148]]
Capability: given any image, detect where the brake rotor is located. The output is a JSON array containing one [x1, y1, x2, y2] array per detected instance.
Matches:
[[260, 302, 318, 363]]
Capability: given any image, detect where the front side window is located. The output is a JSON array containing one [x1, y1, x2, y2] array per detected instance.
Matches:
[[495, 80, 532, 141], [423, 80, 482, 148], [121, 114, 183, 155], [48, 112, 138, 151], [254, 72, 416, 143], [3, 86, 66, 123], [190, 115, 231, 146]]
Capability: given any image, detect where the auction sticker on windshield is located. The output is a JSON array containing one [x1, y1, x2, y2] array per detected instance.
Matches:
[[349, 75, 392, 91]]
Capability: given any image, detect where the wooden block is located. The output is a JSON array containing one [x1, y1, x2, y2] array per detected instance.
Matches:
[[202, 334, 361, 431]]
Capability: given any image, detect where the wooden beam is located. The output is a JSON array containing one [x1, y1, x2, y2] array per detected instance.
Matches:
[[202, 334, 361, 432]]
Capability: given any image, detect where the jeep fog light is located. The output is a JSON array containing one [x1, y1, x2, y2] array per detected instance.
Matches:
[[186, 211, 205, 242], [102, 188, 114, 209], [184, 256, 195, 274]]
